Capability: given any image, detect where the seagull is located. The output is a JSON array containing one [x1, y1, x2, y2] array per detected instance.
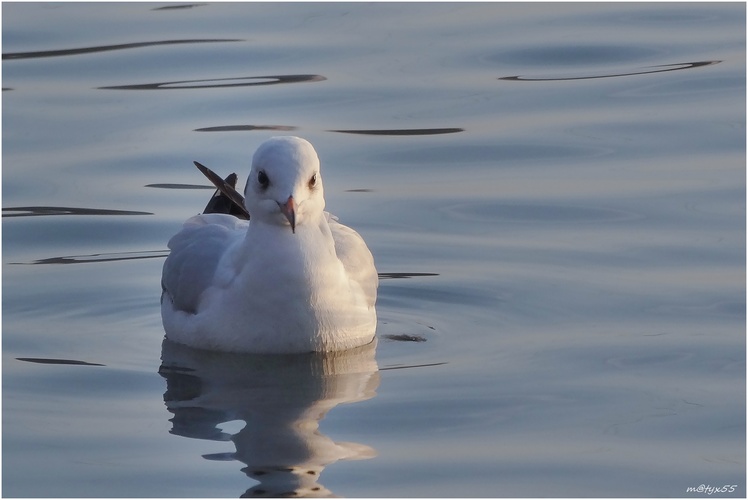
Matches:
[[161, 136, 378, 353]]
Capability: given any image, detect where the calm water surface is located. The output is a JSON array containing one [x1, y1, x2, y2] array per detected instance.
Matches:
[[3, 2, 745, 497]]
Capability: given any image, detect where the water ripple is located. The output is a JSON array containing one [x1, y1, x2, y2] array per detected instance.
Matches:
[[382, 334, 428, 343], [145, 183, 213, 190], [16, 357, 105, 367], [194, 125, 297, 132], [330, 128, 464, 136], [378, 272, 439, 279], [16, 250, 170, 265], [499, 60, 720, 82], [151, 3, 207, 10], [380, 362, 447, 371], [2, 206, 153, 217], [2, 39, 243, 60], [99, 74, 326, 90]]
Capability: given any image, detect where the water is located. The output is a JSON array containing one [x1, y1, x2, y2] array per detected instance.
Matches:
[[2, 2, 745, 497]]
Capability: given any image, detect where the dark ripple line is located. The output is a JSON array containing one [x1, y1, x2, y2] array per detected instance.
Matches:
[[499, 60, 720, 82], [330, 128, 464, 136], [152, 3, 207, 10], [3, 38, 244, 60], [99, 74, 326, 90], [145, 183, 214, 190], [14, 250, 170, 265], [17, 357, 105, 366], [380, 362, 447, 371], [195, 125, 297, 132], [3, 206, 153, 217], [383, 334, 428, 342], [378, 272, 439, 279]]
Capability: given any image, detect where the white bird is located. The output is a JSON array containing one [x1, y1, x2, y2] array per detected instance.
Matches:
[[161, 136, 378, 353]]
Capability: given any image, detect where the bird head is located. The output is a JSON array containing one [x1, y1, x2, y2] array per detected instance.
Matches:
[[244, 136, 325, 233]]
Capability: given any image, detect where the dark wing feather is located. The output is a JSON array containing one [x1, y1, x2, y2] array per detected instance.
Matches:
[[194, 161, 250, 219]]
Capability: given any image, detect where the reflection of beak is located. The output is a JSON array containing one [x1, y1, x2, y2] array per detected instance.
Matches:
[[278, 196, 296, 233]]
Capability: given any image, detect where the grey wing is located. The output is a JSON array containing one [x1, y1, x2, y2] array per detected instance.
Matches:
[[161, 214, 245, 314], [328, 215, 378, 307]]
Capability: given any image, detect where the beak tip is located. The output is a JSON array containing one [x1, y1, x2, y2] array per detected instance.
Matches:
[[280, 196, 297, 233]]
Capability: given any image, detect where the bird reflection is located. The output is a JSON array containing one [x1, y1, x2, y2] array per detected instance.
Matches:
[[159, 339, 379, 497]]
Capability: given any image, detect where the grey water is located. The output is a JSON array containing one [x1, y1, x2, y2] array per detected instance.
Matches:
[[2, 2, 745, 497]]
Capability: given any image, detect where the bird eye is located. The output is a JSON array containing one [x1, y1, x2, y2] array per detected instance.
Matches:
[[257, 170, 269, 189], [309, 173, 318, 189]]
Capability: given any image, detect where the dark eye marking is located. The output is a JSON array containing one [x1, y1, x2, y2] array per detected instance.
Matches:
[[308, 173, 318, 189], [257, 170, 269, 189]]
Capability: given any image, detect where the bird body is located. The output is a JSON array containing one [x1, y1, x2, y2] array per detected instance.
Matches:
[[161, 137, 377, 353]]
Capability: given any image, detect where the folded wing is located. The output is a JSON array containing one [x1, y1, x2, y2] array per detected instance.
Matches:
[[161, 214, 247, 314], [328, 216, 378, 308]]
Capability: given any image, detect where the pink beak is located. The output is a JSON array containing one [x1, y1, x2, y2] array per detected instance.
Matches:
[[278, 195, 296, 233]]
